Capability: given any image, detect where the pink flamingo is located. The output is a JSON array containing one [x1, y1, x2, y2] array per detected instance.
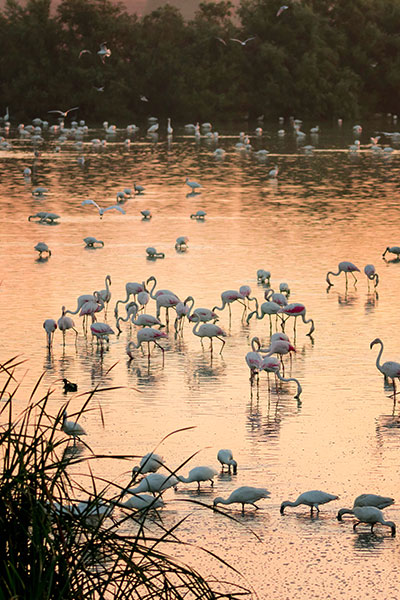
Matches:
[[116, 302, 164, 334], [264, 288, 288, 307], [58, 306, 78, 345], [126, 328, 168, 361], [213, 290, 245, 319], [246, 300, 282, 328], [97, 274, 112, 315], [245, 337, 264, 383], [326, 261, 360, 287], [263, 339, 296, 375], [90, 322, 114, 351], [174, 296, 193, 334], [370, 338, 400, 398], [65, 293, 96, 316], [192, 320, 227, 354], [79, 292, 104, 331], [188, 307, 219, 323], [43, 319, 57, 348], [114, 281, 146, 317], [278, 303, 315, 336], [261, 356, 302, 399], [364, 264, 379, 289]]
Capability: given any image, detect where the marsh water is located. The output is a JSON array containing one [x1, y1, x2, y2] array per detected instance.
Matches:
[[1, 117, 400, 598]]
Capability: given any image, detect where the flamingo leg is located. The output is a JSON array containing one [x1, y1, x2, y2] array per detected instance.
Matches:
[[351, 271, 358, 283], [216, 336, 225, 354]]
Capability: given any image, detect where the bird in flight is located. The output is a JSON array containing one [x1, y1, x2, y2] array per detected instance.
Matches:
[[140, 95, 149, 102], [94, 86, 105, 92], [276, 5, 289, 17], [48, 107, 79, 117], [81, 199, 126, 218], [215, 37, 227, 45], [98, 42, 111, 63], [230, 36, 256, 46], [79, 49, 92, 58]]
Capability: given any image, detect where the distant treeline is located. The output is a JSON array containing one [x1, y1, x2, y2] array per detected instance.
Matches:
[[1, 0, 399, 123]]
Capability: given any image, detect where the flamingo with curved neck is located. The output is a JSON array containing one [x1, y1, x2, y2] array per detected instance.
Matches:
[[278, 303, 315, 336], [114, 281, 146, 317], [192, 319, 226, 354], [370, 338, 400, 396], [326, 261, 360, 287], [126, 328, 168, 361]]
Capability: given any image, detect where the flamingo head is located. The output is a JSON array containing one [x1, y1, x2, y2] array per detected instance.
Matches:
[[369, 338, 381, 349]]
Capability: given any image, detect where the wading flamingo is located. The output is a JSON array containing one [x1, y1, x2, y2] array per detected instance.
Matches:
[[185, 177, 202, 193], [217, 449, 237, 474], [351, 506, 396, 536], [257, 269, 271, 285], [213, 290, 246, 319], [278, 303, 315, 336], [43, 319, 57, 348], [264, 288, 288, 307], [280, 490, 339, 515], [326, 261, 360, 287], [239, 285, 258, 311], [90, 322, 114, 350], [188, 307, 219, 324], [370, 338, 400, 397], [245, 337, 264, 384], [97, 274, 112, 315], [246, 301, 281, 328], [116, 302, 164, 334], [114, 281, 146, 317], [175, 236, 189, 251], [126, 328, 168, 361], [57, 306, 78, 345], [190, 210, 206, 220], [214, 486, 270, 514], [383, 246, 400, 260], [192, 320, 227, 354], [263, 339, 296, 374], [35, 242, 51, 258], [260, 356, 302, 399], [83, 237, 104, 248], [364, 264, 379, 288], [337, 494, 395, 520]]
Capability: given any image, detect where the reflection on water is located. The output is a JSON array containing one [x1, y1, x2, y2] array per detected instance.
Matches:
[[2, 119, 400, 598]]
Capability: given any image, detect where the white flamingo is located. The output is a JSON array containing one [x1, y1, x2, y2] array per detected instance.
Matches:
[[213, 290, 246, 319], [278, 303, 315, 336], [364, 264, 379, 288], [90, 322, 114, 350], [126, 328, 168, 361], [97, 274, 112, 315], [185, 177, 202, 193], [370, 338, 400, 396], [245, 337, 264, 383], [114, 282, 146, 317]]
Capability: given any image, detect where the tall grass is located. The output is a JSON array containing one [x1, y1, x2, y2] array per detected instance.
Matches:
[[0, 360, 251, 599]]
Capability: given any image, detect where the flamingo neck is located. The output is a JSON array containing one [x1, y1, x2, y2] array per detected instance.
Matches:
[[147, 277, 157, 299], [375, 340, 384, 371]]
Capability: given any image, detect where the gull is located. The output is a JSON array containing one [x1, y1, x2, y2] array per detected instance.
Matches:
[[48, 107, 79, 118], [98, 42, 111, 63], [94, 85, 105, 92], [230, 36, 256, 46], [215, 37, 227, 45], [79, 49, 92, 58], [81, 199, 126, 218]]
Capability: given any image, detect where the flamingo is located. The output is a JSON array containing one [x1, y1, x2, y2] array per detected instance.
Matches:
[[146, 247, 165, 259], [177, 466, 217, 489], [246, 301, 281, 327], [190, 210, 206, 220], [192, 319, 227, 354], [213, 486, 270, 514], [213, 290, 246, 318], [188, 307, 219, 323], [245, 337, 264, 383], [57, 306, 78, 345], [364, 264, 379, 288], [326, 261, 360, 287], [132, 452, 165, 474], [126, 473, 178, 495], [61, 410, 86, 443], [97, 274, 112, 315], [174, 296, 193, 333], [126, 328, 168, 361], [65, 294, 96, 316], [43, 319, 57, 348], [264, 288, 288, 307], [383, 246, 400, 260], [280, 490, 339, 515], [217, 449, 237, 474], [167, 117, 173, 135], [351, 506, 396, 536], [90, 322, 114, 350], [370, 338, 400, 396], [116, 302, 164, 333], [239, 285, 258, 311], [147, 122, 159, 134], [262, 338, 296, 375], [83, 237, 104, 248], [141, 209, 151, 220], [257, 269, 271, 285], [268, 164, 279, 178], [114, 281, 146, 317], [260, 356, 302, 399], [337, 494, 395, 520], [185, 177, 202, 193], [175, 236, 189, 250], [134, 183, 145, 194], [278, 303, 315, 336], [279, 282, 290, 296], [35, 242, 51, 258], [79, 292, 104, 325], [81, 198, 126, 218], [137, 291, 150, 310]]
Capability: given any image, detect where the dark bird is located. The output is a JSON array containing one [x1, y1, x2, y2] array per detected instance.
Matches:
[[63, 378, 78, 393]]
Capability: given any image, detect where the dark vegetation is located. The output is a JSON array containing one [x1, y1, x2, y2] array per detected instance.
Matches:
[[0, 0, 399, 123]]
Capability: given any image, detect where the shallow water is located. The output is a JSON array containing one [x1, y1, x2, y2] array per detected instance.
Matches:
[[1, 117, 400, 598]]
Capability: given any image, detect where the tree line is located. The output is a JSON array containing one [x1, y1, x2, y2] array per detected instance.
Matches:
[[1, 0, 399, 124]]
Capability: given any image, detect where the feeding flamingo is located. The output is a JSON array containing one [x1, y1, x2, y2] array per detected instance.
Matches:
[[278, 303, 315, 336], [245, 337, 264, 384], [257, 269, 271, 285], [192, 319, 227, 353], [280, 490, 339, 515], [264, 289, 288, 307], [190, 210, 206, 220], [326, 261, 360, 287], [90, 322, 114, 350], [217, 449, 237, 474], [213, 486, 270, 514], [116, 302, 164, 333], [246, 301, 282, 328], [239, 285, 258, 311], [175, 236, 189, 251], [81, 198, 126, 218], [262, 339, 296, 375], [364, 264, 379, 288], [114, 281, 146, 317], [35, 242, 51, 259], [213, 290, 246, 319], [174, 296, 193, 334], [43, 319, 57, 348], [370, 338, 400, 397], [126, 328, 168, 361], [383, 246, 400, 260], [188, 307, 219, 323], [97, 274, 112, 315], [260, 356, 302, 399]]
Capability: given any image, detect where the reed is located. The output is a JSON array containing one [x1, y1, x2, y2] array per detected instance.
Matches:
[[0, 360, 251, 600]]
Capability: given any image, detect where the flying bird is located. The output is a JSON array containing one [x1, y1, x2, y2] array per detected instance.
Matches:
[[48, 107, 79, 118], [98, 42, 111, 63], [215, 37, 227, 45], [230, 36, 256, 46], [81, 199, 126, 218], [276, 5, 289, 17], [79, 49, 92, 58]]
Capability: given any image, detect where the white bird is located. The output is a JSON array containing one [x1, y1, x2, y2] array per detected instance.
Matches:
[[147, 122, 159, 134], [260, 356, 302, 399], [32, 187, 48, 196], [280, 490, 339, 514], [326, 261, 360, 286], [337, 494, 395, 520], [132, 452, 165, 475], [97, 274, 112, 314], [119, 493, 165, 511], [192, 320, 226, 353], [48, 107, 79, 118], [57, 306, 78, 345], [351, 506, 396, 536], [126, 328, 168, 360], [79, 49, 92, 58], [217, 449, 237, 474], [35, 242, 51, 258], [98, 42, 111, 63], [84, 236, 104, 248], [370, 338, 400, 395], [214, 486, 270, 514], [276, 5, 289, 17], [126, 473, 178, 495], [268, 164, 279, 178], [167, 117, 173, 135], [185, 177, 202, 193], [81, 198, 126, 218], [43, 318, 57, 348], [114, 282, 146, 317], [364, 264, 379, 288], [178, 466, 218, 490], [141, 209, 152, 220], [230, 36, 256, 46], [90, 322, 114, 349], [61, 410, 86, 442], [175, 236, 189, 250], [134, 183, 145, 194]]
